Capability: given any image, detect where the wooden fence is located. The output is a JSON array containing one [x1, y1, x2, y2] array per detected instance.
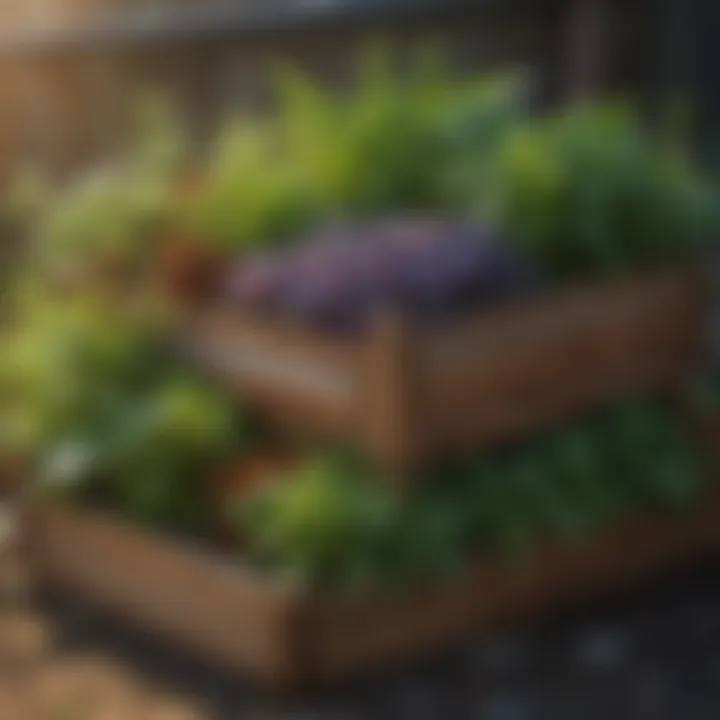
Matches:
[[1, 0, 715, 182], [0, 0, 651, 183]]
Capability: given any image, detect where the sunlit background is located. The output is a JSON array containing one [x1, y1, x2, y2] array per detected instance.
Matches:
[[0, 0, 713, 180]]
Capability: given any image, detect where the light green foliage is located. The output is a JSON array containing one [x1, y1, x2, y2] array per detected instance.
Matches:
[[184, 120, 324, 251], [233, 400, 708, 590], [0, 293, 240, 535], [36, 171, 163, 272], [180, 68, 717, 274], [236, 456, 395, 588], [495, 103, 718, 278], [4, 166, 51, 229], [184, 46, 524, 250], [33, 98, 188, 278], [275, 46, 519, 216], [26, 57, 715, 280], [0, 296, 155, 455]]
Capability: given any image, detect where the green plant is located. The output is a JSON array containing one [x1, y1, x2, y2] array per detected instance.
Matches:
[[0, 292, 241, 535], [32, 98, 188, 281], [182, 119, 324, 252], [232, 399, 709, 590], [277, 48, 523, 217], [687, 375, 720, 412], [605, 399, 704, 506], [235, 456, 396, 587], [494, 103, 718, 278], [184, 47, 524, 251]]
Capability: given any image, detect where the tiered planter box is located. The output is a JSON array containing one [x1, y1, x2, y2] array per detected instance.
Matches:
[[692, 409, 720, 458], [24, 481, 720, 691], [22, 261, 714, 690], [185, 267, 706, 478], [0, 456, 25, 498]]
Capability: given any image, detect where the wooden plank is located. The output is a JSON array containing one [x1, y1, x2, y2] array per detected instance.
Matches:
[[420, 268, 705, 461], [26, 481, 720, 688], [309, 484, 720, 680], [185, 309, 361, 435], [562, 0, 610, 100], [23, 503, 308, 688], [360, 314, 426, 482], [184, 268, 705, 476]]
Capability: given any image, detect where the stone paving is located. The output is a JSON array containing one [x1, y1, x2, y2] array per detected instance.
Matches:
[[3, 503, 720, 719]]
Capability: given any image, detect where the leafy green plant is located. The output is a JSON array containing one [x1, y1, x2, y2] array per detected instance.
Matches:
[[231, 399, 709, 590], [605, 399, 704, 507], [494, 103, 718, 279], [235, 456, 395, 587], [32, 98, 188, 282], [687, 375, 720, 413], [277, 48, 522, 217], [35, 171, 164, 276], [182, 120, 324, 252], [183, 47, 524, 251], [0, 293, 242, 535]]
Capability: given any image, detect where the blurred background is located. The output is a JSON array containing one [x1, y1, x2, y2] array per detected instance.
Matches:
[[0, 0, 715, 181]]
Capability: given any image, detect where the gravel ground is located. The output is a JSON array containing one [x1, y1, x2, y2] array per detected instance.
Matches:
[[4, 504, 720, 720]]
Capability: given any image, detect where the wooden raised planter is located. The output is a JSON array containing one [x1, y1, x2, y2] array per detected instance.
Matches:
[[691, 408, 720, 465], [24, 484, 720, 691], [0, 456, 26, 498], [184, 267, 706, 479]]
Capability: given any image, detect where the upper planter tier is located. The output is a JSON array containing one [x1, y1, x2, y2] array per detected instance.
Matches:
[[182, 266, 707, 480]]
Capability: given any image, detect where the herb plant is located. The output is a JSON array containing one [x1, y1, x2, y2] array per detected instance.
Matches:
[[0, 292, 242, 536], [494, 104, 718, 279], [32, 99, 188, 283], [687, 375, 720, 413], [183, 47, 524, 251], [233, 400, 708, 590]]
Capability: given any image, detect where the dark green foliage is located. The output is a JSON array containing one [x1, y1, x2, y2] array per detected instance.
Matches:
[[232, 400, 709, 590], [494, 104, 718, 279], [687, 375, 720, 412]]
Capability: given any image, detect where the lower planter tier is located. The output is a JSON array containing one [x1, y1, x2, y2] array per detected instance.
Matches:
[[0, 457, 25, 498], [23, 489, 720, 691]]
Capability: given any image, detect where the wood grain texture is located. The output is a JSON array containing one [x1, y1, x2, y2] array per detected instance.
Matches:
[[185, 309, 361, 436], [413, 267, 706, 465], [24, 480, 720, 689], [184, 267, 706, 478], [23, 503, 308, 688], [308, 484, 720, 681]]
